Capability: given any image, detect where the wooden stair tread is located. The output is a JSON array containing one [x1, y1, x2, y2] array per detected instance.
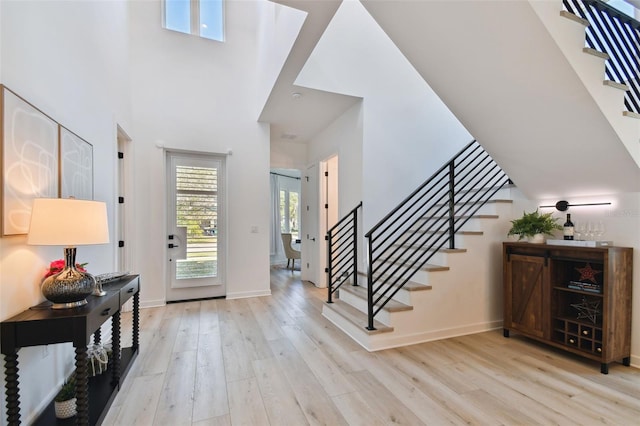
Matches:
[[603, 80, 628, 91], [433, 199, 513, 207], [460, 230, 483, 235], [405, 229, 484, 236], [324, 300, 393, 335], [390, 243, 468, 253], [384, 249, 466, 265], [422, 263, 449, 272], [357, 271, 434, 291], [418, 214, 499, 220], [559, 10, 589, 27], [340, 285, 413, 312], [623, 111, 640, 119], [583, 47, 609, 60]]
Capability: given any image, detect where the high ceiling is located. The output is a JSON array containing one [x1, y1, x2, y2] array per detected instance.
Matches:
[[259, 0, 360, 144]]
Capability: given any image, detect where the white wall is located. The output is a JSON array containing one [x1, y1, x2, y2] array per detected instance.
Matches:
[[308, 102, 363, 218], [297, 0, 471, 231], [0, 1, 131, 423], [128, 0, 271, 303], [306, 101, 363, 285], [271, 139, 307, 170]]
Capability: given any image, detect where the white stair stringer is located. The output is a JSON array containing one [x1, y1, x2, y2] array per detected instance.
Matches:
[[530, 1, 640, 166], [321, 199, 513, 351]]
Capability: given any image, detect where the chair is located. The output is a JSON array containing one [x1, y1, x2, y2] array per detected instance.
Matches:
[[281, 233, 301, 270]]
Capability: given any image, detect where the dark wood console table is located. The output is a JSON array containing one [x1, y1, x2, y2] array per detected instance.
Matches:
[[1, 274, 140, 425]]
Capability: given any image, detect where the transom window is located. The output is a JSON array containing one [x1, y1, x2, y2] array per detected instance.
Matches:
[[164, 0, 225, 42]]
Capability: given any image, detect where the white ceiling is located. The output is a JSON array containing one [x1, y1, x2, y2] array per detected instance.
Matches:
[[259, 0, 360, 144]]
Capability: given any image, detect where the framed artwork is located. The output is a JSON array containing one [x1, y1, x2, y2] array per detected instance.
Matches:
[[1, 86, 59, 235], [60, 126, 93, 200]]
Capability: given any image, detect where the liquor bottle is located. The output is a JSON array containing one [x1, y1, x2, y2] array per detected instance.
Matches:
[[563, 214, 574, 240]]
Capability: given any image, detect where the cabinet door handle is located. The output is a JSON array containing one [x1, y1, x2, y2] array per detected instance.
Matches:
[[101, 308, 112, 316], [569, 338, 575, 344], [127, 288, 134, 293], [582, 330, 589, 335]]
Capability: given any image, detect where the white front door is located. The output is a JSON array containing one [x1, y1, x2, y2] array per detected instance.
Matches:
[[166, 151, 225, 302], [302, 164, 320, 286]]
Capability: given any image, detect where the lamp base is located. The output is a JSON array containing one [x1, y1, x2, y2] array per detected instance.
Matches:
[[41, 247, 96, 309]]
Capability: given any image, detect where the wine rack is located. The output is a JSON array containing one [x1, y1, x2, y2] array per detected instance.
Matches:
[[503, 242, 632, 374]]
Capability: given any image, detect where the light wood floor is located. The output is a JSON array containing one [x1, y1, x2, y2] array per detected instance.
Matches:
[[103, 267, 640, 425]]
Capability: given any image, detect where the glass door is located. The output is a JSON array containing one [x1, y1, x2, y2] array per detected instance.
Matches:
[[166, 151, 225, 301]]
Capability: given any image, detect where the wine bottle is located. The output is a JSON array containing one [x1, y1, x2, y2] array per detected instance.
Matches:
[[563, 214, 574, 240]]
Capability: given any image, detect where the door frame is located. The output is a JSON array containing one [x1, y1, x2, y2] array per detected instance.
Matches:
[[302, 155, 339, 289], [164, 149, 228, 302], [115, 125, 134, 274]]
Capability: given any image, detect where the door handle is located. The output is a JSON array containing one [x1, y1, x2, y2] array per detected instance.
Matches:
[[310, 237, 316, 242], [168, 243, 179, 249]]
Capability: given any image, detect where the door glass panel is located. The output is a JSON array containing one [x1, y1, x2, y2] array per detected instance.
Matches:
[[175, 165, 218, 279], [279, 189, 300, 241], [289, 191, 299, 241]]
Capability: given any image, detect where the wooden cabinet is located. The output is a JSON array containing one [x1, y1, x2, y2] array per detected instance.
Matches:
[[503, 243, 632, 374], [1, 275, 140, 425]]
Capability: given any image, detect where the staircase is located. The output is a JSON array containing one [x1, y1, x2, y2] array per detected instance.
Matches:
[[322, 141, 514, 351], [321, 0, 639, 351], [360, 0, 640, 199]]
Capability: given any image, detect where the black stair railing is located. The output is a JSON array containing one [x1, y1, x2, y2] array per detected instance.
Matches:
[[364, 140, 510, 330], [326, 202, 362, 303], [564, 0, 640, 114]]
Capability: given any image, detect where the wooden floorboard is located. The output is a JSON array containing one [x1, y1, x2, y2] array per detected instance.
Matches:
[[103, 266, 640, 425]]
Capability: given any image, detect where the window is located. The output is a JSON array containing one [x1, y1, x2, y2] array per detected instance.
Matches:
[[175, 164, 219, 279], [164, 0, 224, 42], [280, 189, 300, 241]]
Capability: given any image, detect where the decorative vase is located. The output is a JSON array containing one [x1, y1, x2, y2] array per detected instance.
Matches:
[[55, 398, 77, 419], [41, 248, 95, 309], [529, 233, 545, 244]]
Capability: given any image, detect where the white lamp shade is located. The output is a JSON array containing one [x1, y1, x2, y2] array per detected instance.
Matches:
[[27, 198, 110, 246]]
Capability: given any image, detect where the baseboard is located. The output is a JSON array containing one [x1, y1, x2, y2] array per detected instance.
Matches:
[[323, 305, 503, 352], [226, 289, 272, 299], [629, 354, 640, 369], [367, 320, 503, 351], [140, 299, 166, 309]]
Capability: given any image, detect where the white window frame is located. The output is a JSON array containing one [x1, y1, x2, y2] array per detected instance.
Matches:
[[163, 0, 225, 42]]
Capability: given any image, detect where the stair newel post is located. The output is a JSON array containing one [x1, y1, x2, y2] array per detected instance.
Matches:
[[366, 235, 376, 330], [448, 160, 456, 249], [326, 231, 333, 303]]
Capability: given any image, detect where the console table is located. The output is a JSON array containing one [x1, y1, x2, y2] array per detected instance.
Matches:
[[1, 274, 140, 425]]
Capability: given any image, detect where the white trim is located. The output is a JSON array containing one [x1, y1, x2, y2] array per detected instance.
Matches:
[[226, 289, 272, 300], [322, 306, 503, 352], [141, 299, 167, 309]]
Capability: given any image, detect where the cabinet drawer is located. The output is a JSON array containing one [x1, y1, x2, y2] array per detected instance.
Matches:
[[88, 294, 120, 334], [120, 277, 139, 303]]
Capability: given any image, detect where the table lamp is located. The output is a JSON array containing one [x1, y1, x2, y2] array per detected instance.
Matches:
[[27, 198, 110, 309]]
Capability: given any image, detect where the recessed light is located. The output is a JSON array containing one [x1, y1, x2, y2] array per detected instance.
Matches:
[[292, 92, 302, 100]]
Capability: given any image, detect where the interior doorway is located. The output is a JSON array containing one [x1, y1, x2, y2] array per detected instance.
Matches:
[[116, 126, 133, 274], [315, 155, 339, 288]]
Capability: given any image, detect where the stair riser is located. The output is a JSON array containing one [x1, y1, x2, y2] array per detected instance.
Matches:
[[338, 289, 398, 326], [349, 281, 417, 306]]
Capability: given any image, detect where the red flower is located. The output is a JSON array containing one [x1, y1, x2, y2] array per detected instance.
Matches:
[[44, 259, 88, 278]]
